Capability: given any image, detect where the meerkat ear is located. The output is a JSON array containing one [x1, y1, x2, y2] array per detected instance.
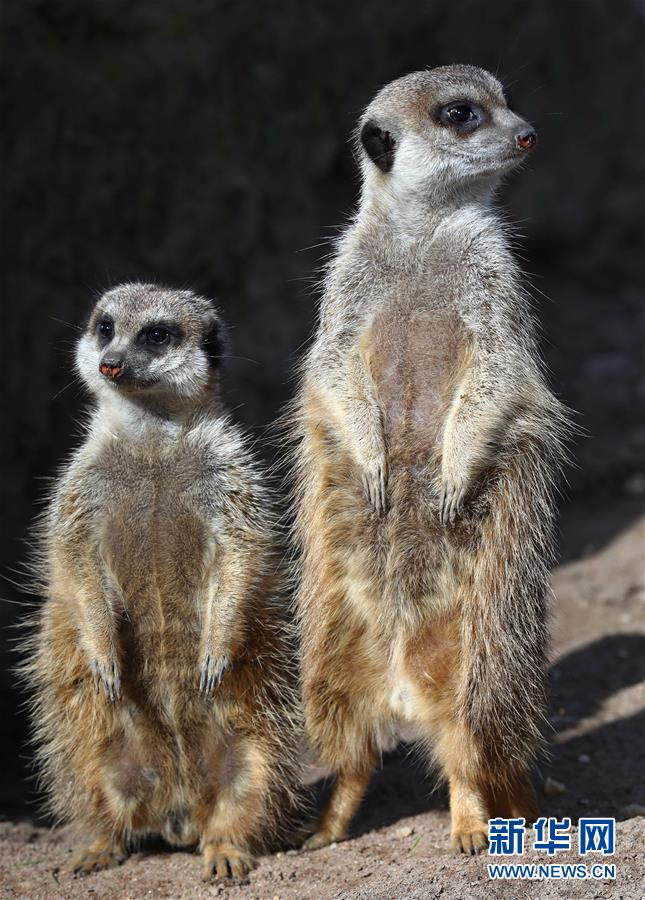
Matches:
[[360, 120, 396, 173], [202, 315, 225, 368]]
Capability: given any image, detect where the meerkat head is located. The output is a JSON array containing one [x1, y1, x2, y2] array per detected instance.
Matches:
[[76, 283, 225, 405], [358, 65, 536, 199]]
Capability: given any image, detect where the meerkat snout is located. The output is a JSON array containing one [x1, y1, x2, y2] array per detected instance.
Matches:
[[516, 128, 537, 152], [99, 355, 123, 379]]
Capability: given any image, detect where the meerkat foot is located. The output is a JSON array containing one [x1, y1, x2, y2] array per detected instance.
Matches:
[[202, 842, 253, 882], [451, 824, 489, 856], [361, 456, 388, 514], [90, 657, 121, 702], [439, 477, 468, 525], [302, 824, 345, 851], [70, 837, 125, 875], [198, 652, 230, 694], [303, 831, 334, 851]]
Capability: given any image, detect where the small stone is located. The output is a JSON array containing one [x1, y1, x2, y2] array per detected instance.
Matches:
[[620, 803, 645, 818], [395, 825, 414, 839], [543, 776, 567, 797], [578, 753, 591, 764]]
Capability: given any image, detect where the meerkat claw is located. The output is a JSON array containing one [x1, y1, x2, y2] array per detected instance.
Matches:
[[451, 829, 488, 855], [361, 458, 387, 514], [199, 653, 230, 694], [71, 839, 125, 875], [90, 658, 121, 702], [439, 480, 467, 526], [202, 844, 253, 883]]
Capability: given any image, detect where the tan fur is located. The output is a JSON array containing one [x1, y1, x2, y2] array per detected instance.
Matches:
[[23, 283, 301, 881], [288, 67, 570, 854]]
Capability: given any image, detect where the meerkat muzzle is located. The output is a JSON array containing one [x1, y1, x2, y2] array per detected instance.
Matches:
[[516, 129, 537, 151], [99, 362, 123, 378]]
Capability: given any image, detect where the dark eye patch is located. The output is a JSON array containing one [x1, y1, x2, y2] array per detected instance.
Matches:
[[136, 321, 182, 351], [147, 326, 170, 345], [95, 316, 114, 345], [437, 101, 485, 133]]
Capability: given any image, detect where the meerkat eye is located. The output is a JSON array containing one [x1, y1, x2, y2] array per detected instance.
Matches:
[[439, 103, 482, 131], [448, 105, 475, 123], [96, 318, 114, 340], [146, 326, 170, 345]]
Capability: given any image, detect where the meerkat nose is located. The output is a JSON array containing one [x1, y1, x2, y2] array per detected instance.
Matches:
[[516, 129, 537, 152], [99, 359, 123, 379]]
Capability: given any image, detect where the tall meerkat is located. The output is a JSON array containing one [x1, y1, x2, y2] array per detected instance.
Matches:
[[24, 283, 299, 881], [291, 65, 569, 853]]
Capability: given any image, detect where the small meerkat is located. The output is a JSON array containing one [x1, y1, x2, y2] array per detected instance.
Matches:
[[24, 283, 299, 881], [291, 65, 569, 853]]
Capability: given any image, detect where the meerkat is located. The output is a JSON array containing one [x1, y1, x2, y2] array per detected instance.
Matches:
[[24, 283, 300, 881], [290, 65, 569, 854]]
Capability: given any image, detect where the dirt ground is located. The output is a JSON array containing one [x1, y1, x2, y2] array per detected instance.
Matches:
[[1, 494, 643, 899]]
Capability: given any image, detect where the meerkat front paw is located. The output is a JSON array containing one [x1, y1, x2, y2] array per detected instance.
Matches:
[[90, 656, 121, 702], [199, 651, 230, 694], [439, 476, 469, 525], [361, 456, 388, 514]]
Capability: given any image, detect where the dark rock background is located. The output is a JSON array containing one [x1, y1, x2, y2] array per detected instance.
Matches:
[[1, 0, 644, 819]]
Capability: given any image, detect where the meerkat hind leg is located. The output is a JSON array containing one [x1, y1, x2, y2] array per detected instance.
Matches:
[[448, 771, 490, 855], [432, 699, 491, 854], [449, 768, 538, 854], [70, 834, 126, 875], [407, 618, 489, 854], [201, 737, 270, 882], [303, 758, 375, 850]]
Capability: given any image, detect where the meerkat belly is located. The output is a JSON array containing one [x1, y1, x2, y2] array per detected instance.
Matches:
[[387, 654, 418, 720], [384, 638, 427, 738], [367, 306, 471, 464], [102, 484, 206, 681]]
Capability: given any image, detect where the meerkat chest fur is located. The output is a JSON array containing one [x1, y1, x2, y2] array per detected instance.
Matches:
[[75, 416, 236, 677], [327, 215, 508, 468], [360, 276, 470, 466]]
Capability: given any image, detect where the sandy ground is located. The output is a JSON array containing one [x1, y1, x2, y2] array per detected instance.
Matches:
[[1, 502, 643, 899]]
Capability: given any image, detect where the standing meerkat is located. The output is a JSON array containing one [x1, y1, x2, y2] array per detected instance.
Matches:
[[291, 65, 569, 854], [24, 283, 299, 881]]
